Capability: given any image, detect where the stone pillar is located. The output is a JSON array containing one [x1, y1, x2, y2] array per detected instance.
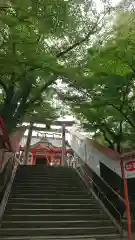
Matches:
[[61, 124, 66, 166], [24, 123, 33, 165]]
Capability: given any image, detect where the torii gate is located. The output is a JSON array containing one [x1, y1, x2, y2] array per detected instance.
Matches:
[[23, 120, 74, 165]]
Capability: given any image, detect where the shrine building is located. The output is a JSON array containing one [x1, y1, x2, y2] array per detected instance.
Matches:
[[20, 138, 73, 165]]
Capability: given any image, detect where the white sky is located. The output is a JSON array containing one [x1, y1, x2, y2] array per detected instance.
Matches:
[[96, 0, 121, 11], [111, 0, 121, 5]]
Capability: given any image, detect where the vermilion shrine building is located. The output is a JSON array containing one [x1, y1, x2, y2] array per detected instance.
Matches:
[[20, 138, 73, 165]]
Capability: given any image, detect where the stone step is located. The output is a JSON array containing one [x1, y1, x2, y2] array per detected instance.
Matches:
[[0, 237, 126, 240], [8, 198, 95, 204], [0, 226, 117, 237], [7, 203, 100, 210], [13, 180, 80, 185], [17, 167, 74, 172], [15, 177, 75, 180], [11, 189, 87, 194], [0, 234, 125, 240], [16, 169, 72, 172], [1, 220, 114, 228], [12, 186, 80, 190], [3, 213, 109, 221], [5, 208, 102, 215], [1, 166, 122, 240], [13, 182, 79, 186], [10, 193, 91, 199], [15, 175, 75, 179]]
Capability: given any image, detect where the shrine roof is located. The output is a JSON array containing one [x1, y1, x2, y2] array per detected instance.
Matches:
[[21, 138, 70, 150]]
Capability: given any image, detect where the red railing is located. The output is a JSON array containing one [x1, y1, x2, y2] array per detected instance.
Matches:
[[0, 151, 15, 200], [83, 171, 123, 228], [0, 116, 15, 201], [120, 159, 132, 240], [69, 157, 132, 240], [0, 117, 12, 152]]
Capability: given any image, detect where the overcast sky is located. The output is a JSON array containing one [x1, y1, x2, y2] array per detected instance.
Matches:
[[110, 0, 121, 5], [96, 0, 121, 11]]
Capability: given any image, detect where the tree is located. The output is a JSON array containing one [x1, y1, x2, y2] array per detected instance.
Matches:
[[0, 0, 110, 134], [24, 95, 59, 125], [58, 7, 135, 153]]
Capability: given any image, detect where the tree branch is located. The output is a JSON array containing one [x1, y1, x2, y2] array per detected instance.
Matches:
[[26, 75, 57, 107], [3, 9, 108, 111], [56, 31, 95, 58], [56, 9, 110, 58], [39, 75, 57, 93], [109, 103, 135, 130], [100, 128, 114, 149], [56, 25, 99, 58]]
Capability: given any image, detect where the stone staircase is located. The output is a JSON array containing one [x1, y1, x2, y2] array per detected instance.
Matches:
[[0, 166, 124, 239]]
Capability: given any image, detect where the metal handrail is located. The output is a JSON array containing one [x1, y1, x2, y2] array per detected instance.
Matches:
[[71, 158, 126, 205], [0, 154, 18, 223], [77, 167, 122, 222], [68, 158, 125, 229], [0, 150, 21, 174], [92, 172, 126, 204], [0, 151, 20, 199], [67, 131, 132, 239], [0, 155, 12, 175], [67, 133, 126, 205]]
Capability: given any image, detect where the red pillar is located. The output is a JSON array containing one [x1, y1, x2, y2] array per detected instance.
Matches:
[[120, 159, 132, 240]]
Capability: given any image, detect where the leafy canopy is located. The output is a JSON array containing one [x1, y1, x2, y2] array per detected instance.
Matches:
[[58, 3, 135, 153], [0, 0, 110, 133]]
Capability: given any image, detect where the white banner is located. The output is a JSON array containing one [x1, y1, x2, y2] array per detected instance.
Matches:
[[68, 130, 135, 179]]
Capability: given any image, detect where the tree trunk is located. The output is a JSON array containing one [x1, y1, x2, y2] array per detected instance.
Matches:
[[0, 82, 32, 134]]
